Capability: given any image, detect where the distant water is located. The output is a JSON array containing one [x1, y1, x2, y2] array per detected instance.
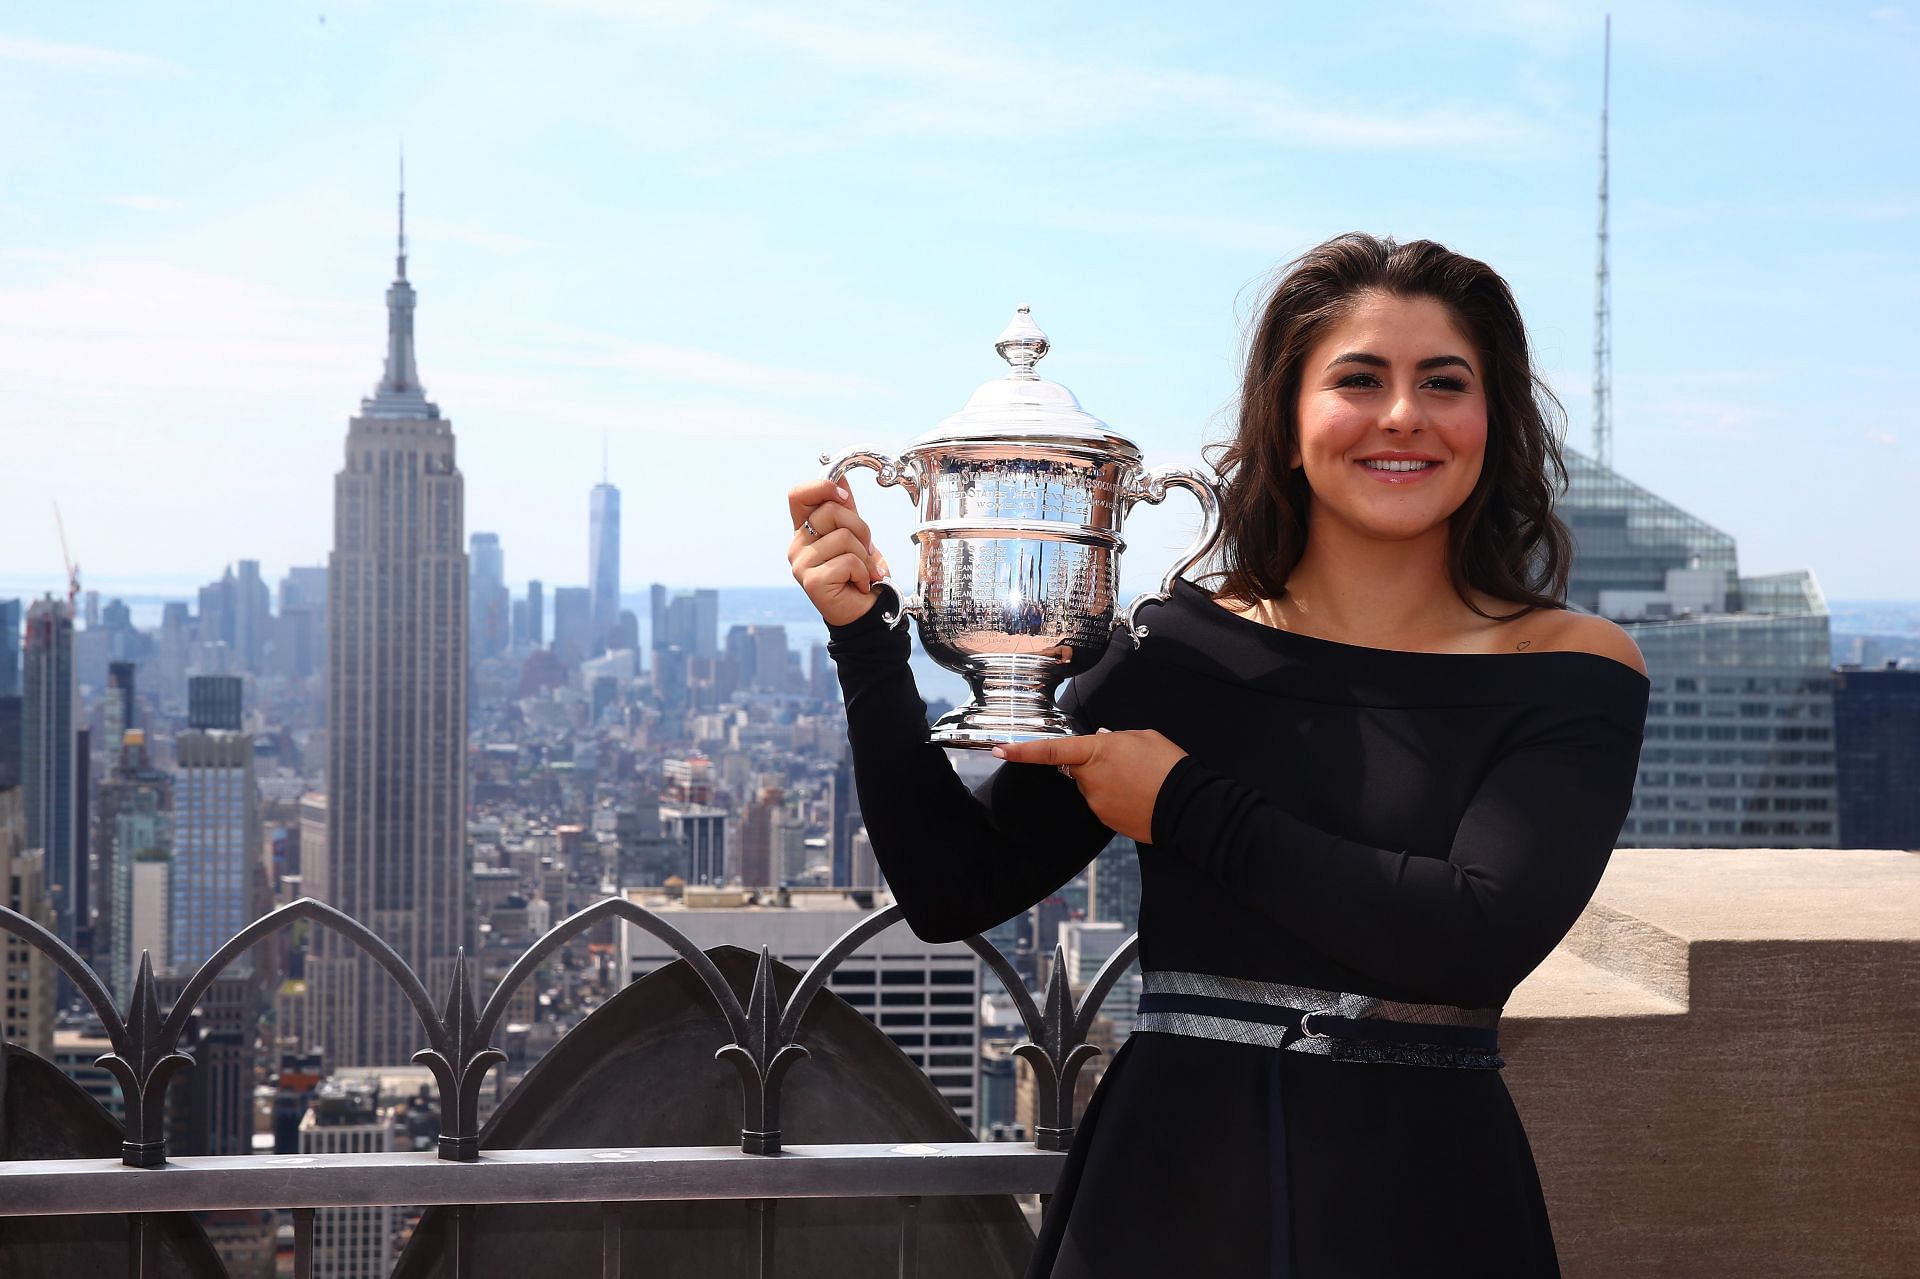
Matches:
[[0, 574, 968, 706]]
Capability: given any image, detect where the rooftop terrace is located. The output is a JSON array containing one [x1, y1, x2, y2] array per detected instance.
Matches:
[[2, 848, 1915, 1277]]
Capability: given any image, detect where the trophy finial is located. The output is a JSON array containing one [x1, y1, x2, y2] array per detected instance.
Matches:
[[994, 304, 1050, 378]]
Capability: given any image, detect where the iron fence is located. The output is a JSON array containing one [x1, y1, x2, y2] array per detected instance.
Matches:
[[0, 894, 1141, 1277]]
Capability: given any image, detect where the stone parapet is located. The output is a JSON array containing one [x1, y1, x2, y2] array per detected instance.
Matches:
[[1506, 849, 1920, 1278]]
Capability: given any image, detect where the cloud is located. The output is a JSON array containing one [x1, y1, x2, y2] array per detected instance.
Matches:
[[0, 34, 168, 73], [1866, 428, 1898, 447], [522, 3, 1530, 152], [755, 13, 1528, 149], [104, 195, 185, 213], [0, 260, 366, 401], [535, 340, 873, 397]]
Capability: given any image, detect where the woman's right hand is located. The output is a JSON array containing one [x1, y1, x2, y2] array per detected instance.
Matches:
[[788, 477, 893, 627]]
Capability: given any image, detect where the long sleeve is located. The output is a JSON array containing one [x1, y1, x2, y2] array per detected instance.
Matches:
[[1148, 705, 1645, 1008], [829, 587, 1114, 943]]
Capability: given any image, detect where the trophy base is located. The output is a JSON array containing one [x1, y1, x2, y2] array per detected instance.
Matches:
[[929, 654, 1080, 749], [930, 699, 1080, 750]]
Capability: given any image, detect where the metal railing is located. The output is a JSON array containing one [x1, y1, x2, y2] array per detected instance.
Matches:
[[0, 895, 1141, 1277]]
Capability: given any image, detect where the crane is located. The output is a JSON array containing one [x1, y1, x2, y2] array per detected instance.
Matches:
[[53, 501, 79, 618]]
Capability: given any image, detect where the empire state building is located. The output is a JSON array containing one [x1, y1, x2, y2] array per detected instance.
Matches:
[[312, 187, 470, 1067]]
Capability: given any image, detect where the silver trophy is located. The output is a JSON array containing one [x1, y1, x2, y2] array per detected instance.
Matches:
[[822, 305, 1224, 749]]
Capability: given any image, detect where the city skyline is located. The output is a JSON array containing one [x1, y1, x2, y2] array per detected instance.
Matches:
[[0, 3, 1915, 602]]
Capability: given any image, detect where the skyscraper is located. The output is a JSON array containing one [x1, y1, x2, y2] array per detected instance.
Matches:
[[2, 786, 55, 1059], [650, 585, 719, 660], [1563, 449, 1838, 848], [97, 729, 171, 1000], [468, 532, 508, 661], [234, 559, 271, 674], [104, 660, 137, 744], [551, 587, 592, 665], [172, 677, 258, 973], [22, 596, 80, 945], [526, 580, 544, 647], [0, 599, 20, 792], [0, 598, 21, 696], [589, 474, 621, 657], [313, 183, 470, 1067], [1833, 666, 1920, 850]]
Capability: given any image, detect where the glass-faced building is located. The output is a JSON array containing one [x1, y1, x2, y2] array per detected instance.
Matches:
[[1563, 448, 1837, 848], [171, 727, 257, 973], [1833, 666, 1920, 850]]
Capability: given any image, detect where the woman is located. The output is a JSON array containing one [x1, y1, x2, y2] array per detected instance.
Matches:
[[786, 233, 1649, 1277]]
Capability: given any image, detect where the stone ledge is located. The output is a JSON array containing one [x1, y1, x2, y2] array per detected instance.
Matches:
[[1504, 848, 1920, 1278]]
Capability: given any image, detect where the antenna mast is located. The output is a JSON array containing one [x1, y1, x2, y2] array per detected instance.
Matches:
[[1592, 14, 1613, 469]]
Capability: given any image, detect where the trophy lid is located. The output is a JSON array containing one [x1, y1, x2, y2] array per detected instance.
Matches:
[[909, 305, 1141, 460]]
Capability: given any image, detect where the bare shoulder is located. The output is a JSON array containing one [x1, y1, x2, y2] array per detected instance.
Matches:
[[1531, 610, 1648, 676]]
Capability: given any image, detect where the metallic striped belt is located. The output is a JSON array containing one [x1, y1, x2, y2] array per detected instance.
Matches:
[[1134, 969, 1505, 1070]]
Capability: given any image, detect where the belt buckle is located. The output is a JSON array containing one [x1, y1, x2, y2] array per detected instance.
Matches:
[[1297, 1009, 1331, 1040]]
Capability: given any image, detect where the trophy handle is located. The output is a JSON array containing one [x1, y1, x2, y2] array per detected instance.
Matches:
[[1116, 465, 1224, 645], [819, 447, 923, 630]]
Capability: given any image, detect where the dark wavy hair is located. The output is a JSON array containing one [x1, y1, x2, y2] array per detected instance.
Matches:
[[1204, 233, 1572, 620]]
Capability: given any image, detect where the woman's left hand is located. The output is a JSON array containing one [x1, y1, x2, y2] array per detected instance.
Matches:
[[994, 729, 1187, 843]]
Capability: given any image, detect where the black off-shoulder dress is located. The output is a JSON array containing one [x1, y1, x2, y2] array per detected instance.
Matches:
[[828, 578, 1649, 1278]]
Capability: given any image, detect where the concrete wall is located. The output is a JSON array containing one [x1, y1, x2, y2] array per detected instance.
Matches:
[[1505, 849, 1920, 1278]]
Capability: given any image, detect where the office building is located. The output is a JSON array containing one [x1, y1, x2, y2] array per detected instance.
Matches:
[[616, 888, 982, 1127], [234, 559, 270, 673], [197, 569, 232, 653], [171, 704, 258, 972], [589, 478, 621, 656], [276, 566, 329, 681], [1059, 919, 1138, 1041], [848, 826, 883, 892], [2, 786, 55, 1058], [830, 756, 862, 888], [1833, 665, 1920, 850], [190, 673, 244, 733], [299, 1079, 401, 1276], [104, 660, 137, 745], [0, 598, 21, 696], [526, 579, 544, 647], [22, 596, 80, 945], [159, 969, 258, 1157], [1087, 836, 1142, 930], [660, 804, 727, 886], [313, 188, 470, 1068], [725, 623, 793, 694], [96, 729, 172, 1000], [1563, 449, 1838, 848], [0, 695, 21, 790], [612, 607, 640, 654], [738, 782, 784, 888], [651, 585, 719, 660], [469, 532, 509, 661], [551, 586, 592, 664], [51, 1026, 122, 1120]]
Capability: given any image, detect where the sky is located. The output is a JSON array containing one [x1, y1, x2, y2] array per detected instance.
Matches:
[[2, 1, 1916, 606]]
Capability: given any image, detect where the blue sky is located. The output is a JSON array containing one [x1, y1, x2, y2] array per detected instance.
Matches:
[[2, 1, 1915, 604]]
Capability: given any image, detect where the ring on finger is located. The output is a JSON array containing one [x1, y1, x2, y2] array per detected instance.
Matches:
[[1057, 764, 1074, 780], [803, 517, 819, 538]]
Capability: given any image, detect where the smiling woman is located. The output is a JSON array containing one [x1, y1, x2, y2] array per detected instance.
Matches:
[[1208, 235, 1573, 636], [793, 233, 1648, 1278]]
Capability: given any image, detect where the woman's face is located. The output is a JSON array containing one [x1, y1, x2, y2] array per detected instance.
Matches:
[[1291, 290, 1488, 543]]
